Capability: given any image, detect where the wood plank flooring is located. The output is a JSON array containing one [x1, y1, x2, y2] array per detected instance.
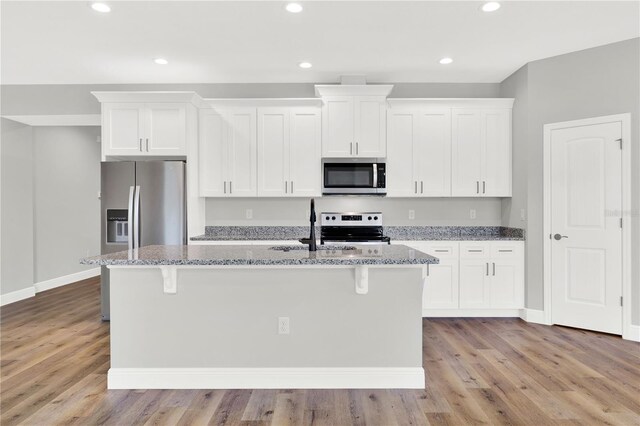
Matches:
[[1, 278, 639, 425]]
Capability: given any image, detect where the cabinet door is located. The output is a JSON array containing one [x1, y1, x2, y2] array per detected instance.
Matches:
[[199, 109, 227, 197], [102, 103, 145, 156], [490, 242, 524, 308], [257, 108, 289, 197], [482, 109, 512, 196], [416, 109, 451, 196], [145, 103, 187, 155], [386, 109, 419, 197], [354, 96, 386, 157], [424, 257, 459, 309], [226, 108, 257, 197], [452, 109, 482, 196], [322, 97, 354, 157], [459, 258, 491, 308], [289, 108, 321, 196]]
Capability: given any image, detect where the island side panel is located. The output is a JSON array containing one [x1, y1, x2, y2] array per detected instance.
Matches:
[[109, 267, 423, 369]]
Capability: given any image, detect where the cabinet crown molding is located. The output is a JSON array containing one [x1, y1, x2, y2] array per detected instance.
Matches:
[[314, 85, 394, 98], [387, 98, 515, 108], [92, 91, 204, 106], [203, 98, 323, 108]]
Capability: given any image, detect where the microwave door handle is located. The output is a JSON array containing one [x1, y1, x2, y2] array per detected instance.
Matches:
[[127, 186, 135, 250], [373, 164, 378, 188]]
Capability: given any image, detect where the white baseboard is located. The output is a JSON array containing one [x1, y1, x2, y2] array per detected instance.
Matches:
[[423, 308, 521, 318], [624, 325, 640, 342], [519, 308, 549, 324], [0, 286, 36, 306], [108, 367, 426, 390], [34, 267, 100, 293]]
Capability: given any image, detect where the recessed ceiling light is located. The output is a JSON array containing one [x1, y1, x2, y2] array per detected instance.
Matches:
[[154, 58, 169, 65], [298, 61, 312, 69], [439, 57, 453, 65], [481, 2, 501, 12], [285, 3, 303, 13], [91, 2, 111, 13]]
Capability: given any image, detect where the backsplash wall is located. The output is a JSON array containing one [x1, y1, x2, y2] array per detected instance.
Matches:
[[205, 198, 505, 226]]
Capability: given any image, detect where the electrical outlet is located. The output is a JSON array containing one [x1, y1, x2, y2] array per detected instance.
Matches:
[[408, 209, 415, 220], [470, 209, 477, 219], [245, 209, 253, 219], [520, 209, 526, 221], [278, 317, 290, 335]]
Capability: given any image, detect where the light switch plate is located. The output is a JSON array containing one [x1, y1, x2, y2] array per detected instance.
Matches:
[[470, 209, 477, 219], [246, 209, 253, 219], [408, 210, 415, 220]]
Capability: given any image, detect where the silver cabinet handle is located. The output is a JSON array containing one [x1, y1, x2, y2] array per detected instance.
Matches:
[[291, 181, 294, 193], [230, 181, 232, 194], [146, 138, 149, 152], [426, 264, 430, 276], [468, 249, 482, 253], [476, 181, 479, 194], [415, 181, 418, 194], [492, 262, 496, 276], [421, 181, 424, 194], [285, 181, 288, 194], [356, 142, 359, 155], [498, 249, 513, 253], [224, 181, 226, 194], [139, 138, 143, 152], [434, 249, 448, 253], [350, 142, 353, 155], [133, 186, 140, 249], [486, 262, 489, 276], [483, 181, 486, 194], [553, 233, 568, 240], [127, 186, 135, 250]]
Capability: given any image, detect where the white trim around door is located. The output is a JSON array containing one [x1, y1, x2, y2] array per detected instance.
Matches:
[[543, 113, 635, 341]]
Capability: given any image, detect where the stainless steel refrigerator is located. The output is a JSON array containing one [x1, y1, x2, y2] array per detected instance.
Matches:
[[100, 161, 186, 320]]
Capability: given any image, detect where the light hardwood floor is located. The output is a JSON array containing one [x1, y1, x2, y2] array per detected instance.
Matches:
[[1, 277, 639, 425]]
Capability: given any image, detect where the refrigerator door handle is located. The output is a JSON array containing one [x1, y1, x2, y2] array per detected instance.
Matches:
[[127, 186, 135, 250], [133, 185, 141, 249]]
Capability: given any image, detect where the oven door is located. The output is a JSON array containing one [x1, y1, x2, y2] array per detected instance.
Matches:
[[322, 160, 382, 194]]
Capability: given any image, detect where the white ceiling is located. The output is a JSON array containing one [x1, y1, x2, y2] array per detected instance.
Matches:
[[1, 1, 638, 85]]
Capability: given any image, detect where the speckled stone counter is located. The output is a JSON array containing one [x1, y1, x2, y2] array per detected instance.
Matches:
[[80, 244, 438, 266], [190, 226, 524, 241]]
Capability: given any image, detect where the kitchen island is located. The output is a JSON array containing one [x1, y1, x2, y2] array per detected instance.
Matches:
[[82, 244, 438, 390]]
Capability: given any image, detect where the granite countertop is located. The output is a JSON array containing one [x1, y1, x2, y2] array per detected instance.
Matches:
[[190, 226, 525, 242], [80, 244, 439, 266]]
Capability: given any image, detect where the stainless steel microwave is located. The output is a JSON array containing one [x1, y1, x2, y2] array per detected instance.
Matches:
[[322, 158, 386, 195]]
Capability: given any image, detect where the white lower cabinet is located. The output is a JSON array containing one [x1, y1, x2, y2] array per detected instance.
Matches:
[[398, 240, 524, 315]]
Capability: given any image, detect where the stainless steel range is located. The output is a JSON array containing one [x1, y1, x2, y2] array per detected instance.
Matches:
[[320, 212, 391, 245]]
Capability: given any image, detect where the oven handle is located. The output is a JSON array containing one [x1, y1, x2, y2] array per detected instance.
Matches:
[[373, 164, 378, 188]]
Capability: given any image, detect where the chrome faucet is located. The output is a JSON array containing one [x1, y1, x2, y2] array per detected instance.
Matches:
[[299, 198, 317, 251]]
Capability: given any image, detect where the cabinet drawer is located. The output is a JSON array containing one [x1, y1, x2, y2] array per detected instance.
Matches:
[[424, 243, 458, 259], [460, 243, 490, 258], [491, 243, 521, 258]]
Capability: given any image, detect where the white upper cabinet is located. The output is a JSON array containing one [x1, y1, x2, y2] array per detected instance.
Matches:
[[387, 106, 451, 197], [257, 107, 321, 197], [452, 108, 512, 197], [199, 108, 257, 197], [316, 85, 393, 158], [94, 92, 201, 160]]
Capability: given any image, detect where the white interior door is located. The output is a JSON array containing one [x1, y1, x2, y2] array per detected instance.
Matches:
[[550, 121, 622, 334]]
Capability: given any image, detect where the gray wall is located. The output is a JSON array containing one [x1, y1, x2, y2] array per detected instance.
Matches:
[[500, 38, 640, 325], [32, 126, 101, 282], [206, 198, 503, 226], [0, 82, 500, 116], [0, 119, 34, 295]]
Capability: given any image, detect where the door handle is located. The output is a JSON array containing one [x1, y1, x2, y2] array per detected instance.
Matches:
[[127, 186, 135, 250], [553, 234, 568, 240], [145, 138, 149, 152], [476, 181, 479, 194], [492, 262, 496, 276], [483, 181, 486, 194], [133, 186, 140, 249]]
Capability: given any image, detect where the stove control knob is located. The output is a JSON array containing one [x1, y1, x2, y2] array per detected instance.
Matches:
[[373, 216, 378, 220], [332, 216, 336, 220], [368, 216, 372, 220], [326, 216, 330, 221]]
